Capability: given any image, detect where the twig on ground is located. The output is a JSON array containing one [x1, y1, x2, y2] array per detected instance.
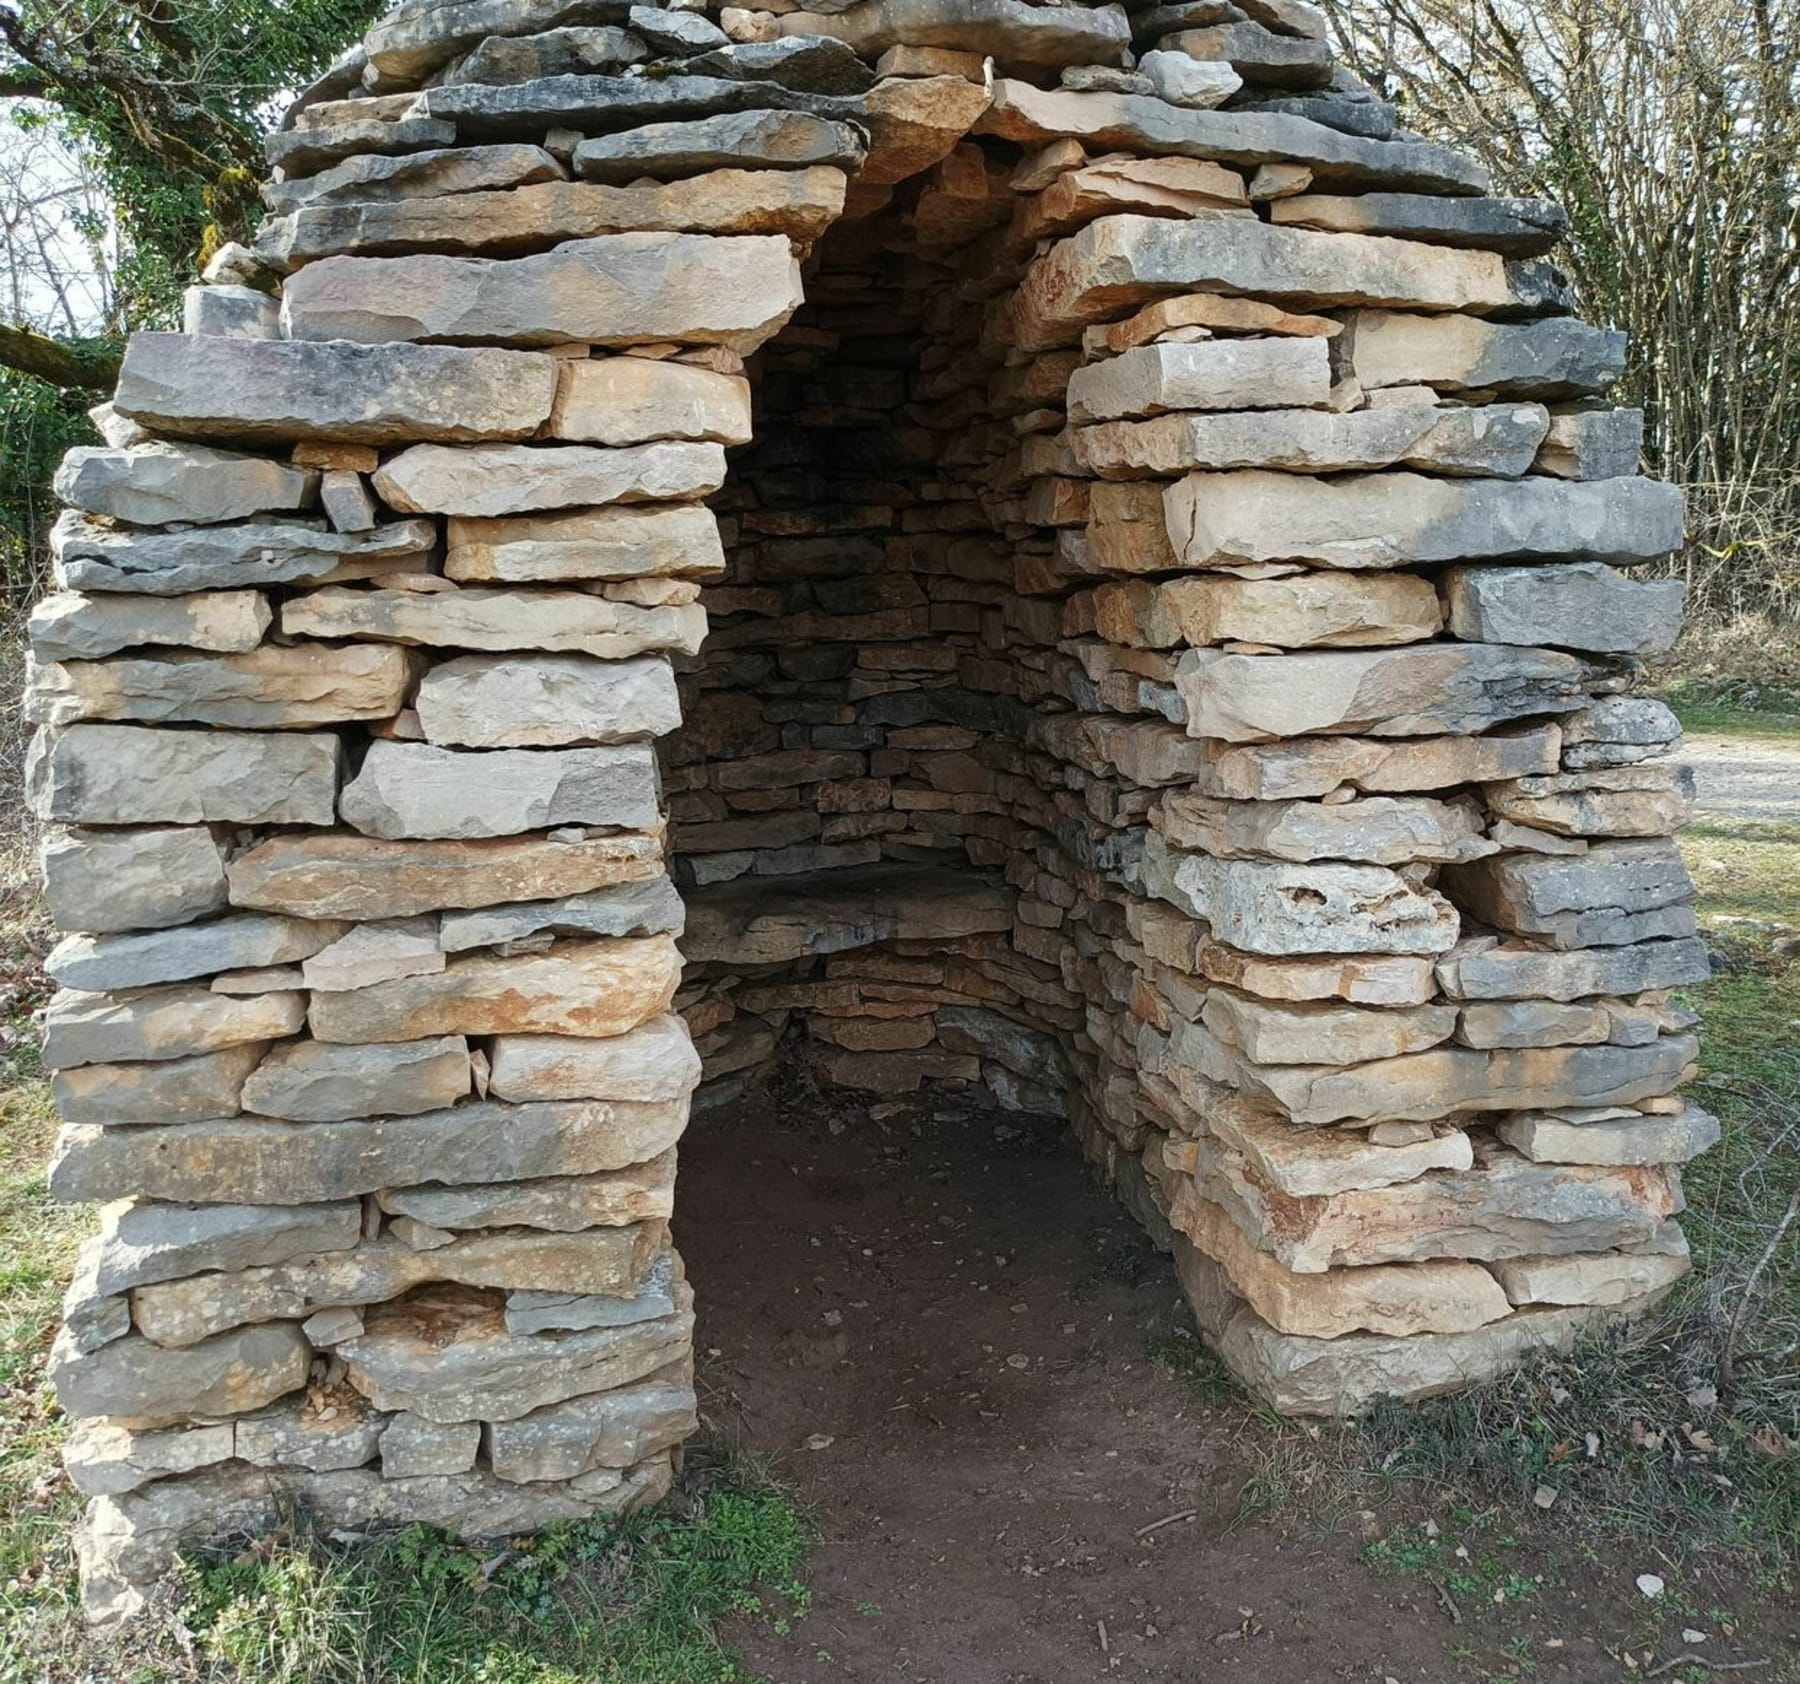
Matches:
[[1134, 1509, 1197, 1538], [1718, 1185, 1799, 1400], [1429, 1576, 1461, 1625], [1645, 1654, 1768, 1677]]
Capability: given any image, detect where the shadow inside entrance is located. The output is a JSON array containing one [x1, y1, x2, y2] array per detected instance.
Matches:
[[674, 1065, 1447, 1684]]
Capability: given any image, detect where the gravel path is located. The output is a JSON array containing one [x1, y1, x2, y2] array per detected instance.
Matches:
[[1682, 732, 1800, 825]]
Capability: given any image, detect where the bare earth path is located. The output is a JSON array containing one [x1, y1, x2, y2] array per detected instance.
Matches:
[[677, 1090, 1798, 1684], [1683, 732, 1800, 824]]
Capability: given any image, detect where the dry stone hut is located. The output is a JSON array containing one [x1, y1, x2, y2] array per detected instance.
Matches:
[[26, 0, 1713, 1622]]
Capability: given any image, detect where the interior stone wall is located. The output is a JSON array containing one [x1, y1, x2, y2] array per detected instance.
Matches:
[[26, 0, 1712, 1623]]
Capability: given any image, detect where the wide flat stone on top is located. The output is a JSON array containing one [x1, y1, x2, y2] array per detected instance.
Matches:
[[1008, 211, 1512, 351], [279, 233, 804, 354], [570, 111, 867, 184], [776, 0, 1129, 69]]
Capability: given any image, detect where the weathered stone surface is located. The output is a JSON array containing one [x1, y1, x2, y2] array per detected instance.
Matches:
[[1489, 1241, 1689, 1307], [1559, 697, 1681, 769], [1011, 211, 1509, 352], [1497, 1104, 1719, 1167], [51, 512, 437, 597], [302, 919, 446, 990], [1155, 790, 1489, 864], [451, 25, 646, 84], [1344, 310, 1626, 396], [1437, 934, 1709, 1003], [234, 1397, 388, 1472], [28, 725, 340, 827], [1271, 193, 1567, 255], [281, 233, 803, 355], [1208, 1100, 1471, 1195], [445, 504, 725, 583], [1096, 570, 1441, 650], [363, 0, 633, 83], [381, 1150, 676, 1232], [505, 1250, 680, 1332], [111, 333, 559, 446], [379, 1413, 480, 1479], [1444, 841, 1696, 948], [41, 825, 228, 934], [488, 1015, 700, 1103], [486, 1366, 695, 1483], [63, 1418, 236, 1497], [551, 357, 751, 447], [1204, 987, 1456, 1064], [1175, 645, 1594, 743], [1067, 338, 1331, 423], [47, 914, 345, 992], [93, 1197, 360, 1294], [183, 282, 280, 339], [1164, 20, 1331, 85], [1189, 724, 1562, 801], [1192, 943, 1437, 1007], [689, 35, 875, 93], [573, 110, 864, 183], [42, 986, 305, 1071], [1165, 470, 1684, 570], [1193, 1024, 1696, 1126], [54, 443, 316, 527], [30, 591, 272, 664], [1138, 48, 1241, 109], [1170, 1185, 1509, 1339], [1485, 766, 1694, 839], [241, 1035, 471, 1122], [339, 1285, 691, 1422], [438, 876, 684, 952], [264, 143, 562, 214], [416, 654, 681, 747], [260, 169, 849, 263], [132, 1225, 665, 1348], [1445, 561, 1685, 655], [49, 1322, 309, 1427], [27, 643, 415, 731], [373, 440, 725, 518], [309, 937, 681, 1043], [51, 1098, 690, 1206], [268, 114, 458, 176], [1144, 835, 1459, 955], [78, 1459, 671, 1628], [1537, 407, 1643, 480], [227, 830, 665, 920], [775, 0, 1127, 69], [1208, 1137, 1680, 1267], [1077, 400, 1549, 479], [976, 81, 1487, 200], [52, 1043, 264, 1128], [340, 741, 661, 840], [283, 585, 706, 660], [1457, 999, 1611, 1049]]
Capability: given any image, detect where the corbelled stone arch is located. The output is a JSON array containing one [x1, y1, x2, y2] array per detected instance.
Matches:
[[26, 0, 1708, 1623]]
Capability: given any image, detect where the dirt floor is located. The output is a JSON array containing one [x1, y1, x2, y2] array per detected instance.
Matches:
[[677, 1078, 1798, 1684]]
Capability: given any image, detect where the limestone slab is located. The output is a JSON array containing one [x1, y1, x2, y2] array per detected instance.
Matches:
[[283, 585, 706, 660], [572, 110, 865, 183], [49, 1321, 308, 1428], [264, 143, 563, 214], [42, 986, 305, 1071], [1207, 1100, 1472, 1196], [415, 654, 681, 747], [380, 1151, 676, 1232], [281, 233, 804, 355], [486, 1368, 695, 1483], [47, 914, 345, 992], [1497, 1104, 1719, 1167], [437, 876, 684, 952], [93, 1197, 360, 1295], [340, 741, 661, 840], [27, 725, 340, 827], [1096, 570, 1441, 650], [551, 357, 752, 447], [1538, 408, 1643, 480], [27, 643, 415, 731], [63, 1418, 236, 1497], [29, 591, 272, 664], [54, 442, 316, 527], [308, 937, 681, 1042], [241, 1035, 471, 1122], [1155, 790, 1490, 864], [227, 830, 665, 920], [1066, 338, 1331, 423], [379, 1413, 480, 1479], [1270, 192, 1568, 255], [1488, 1243, 1689, 1307], [372, 440, 725, 517], [51, 1098, 691, 1206], [1189, 724, 1562, 801], [52, 1043, 264, 1128], [111, 333, 559, 446], [132, 1225, 666, 1349], [445, 504, 725, 583], [1203, 987, 1457, 1065], [1445, 561, 1685, 656], [1077, 400, 1549, 479], [1174, 644, 1593, 743], [52, 511, 437, 597], [1437, 934, 1711, 1003], [487, 1015, 701, 1103], [1164, 470, 1685, 569], [41, 826, 228, 934], [1443, 841, 1696, 949], [301, 919, 445, 990], [1344, 310, 1626, 396]]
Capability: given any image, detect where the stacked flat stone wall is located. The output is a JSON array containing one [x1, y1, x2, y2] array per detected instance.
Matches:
[[27, 0, 1711, 1621]]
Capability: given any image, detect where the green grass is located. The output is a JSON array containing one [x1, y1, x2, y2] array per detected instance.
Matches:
[[1654, 677, 1800, 742]]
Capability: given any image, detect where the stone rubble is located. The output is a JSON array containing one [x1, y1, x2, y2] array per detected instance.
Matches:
[[31, 0, 1703, 1626]]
